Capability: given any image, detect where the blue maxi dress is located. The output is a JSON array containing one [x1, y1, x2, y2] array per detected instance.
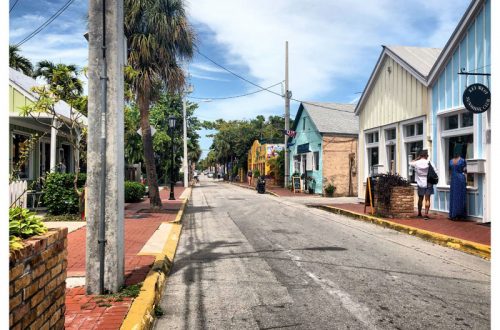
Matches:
[[449, 158, 467, 219]]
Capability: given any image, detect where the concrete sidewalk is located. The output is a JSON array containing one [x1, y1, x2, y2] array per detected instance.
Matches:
[[59, 185, 189, 330]]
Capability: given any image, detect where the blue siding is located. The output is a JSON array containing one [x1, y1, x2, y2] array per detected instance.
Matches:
[[289, 110, 324, 193], [430, 1, 489, 220], [485, 0, 491, 76], [445, 62, 452, 109], [467, 23, 476, 83], [459, 40, 467, 106], [452, 50, 460, 108]]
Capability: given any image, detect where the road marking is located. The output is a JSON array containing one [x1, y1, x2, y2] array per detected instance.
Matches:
[[276, 244, 378, 330]]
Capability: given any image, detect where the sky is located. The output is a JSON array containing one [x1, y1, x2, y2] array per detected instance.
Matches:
[[8, 0, 473, 158]]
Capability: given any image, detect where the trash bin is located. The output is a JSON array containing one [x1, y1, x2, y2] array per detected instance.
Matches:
[[257, 176, 266, 194]]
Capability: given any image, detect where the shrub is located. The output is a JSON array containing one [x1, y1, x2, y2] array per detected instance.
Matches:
[[375, 172, 410, 208], [42, 173, 86, 215], [323, 176, 336, 196], [125, 181, 146, 203], [253, 169, 260, 178], [9, 206, 47, 250]]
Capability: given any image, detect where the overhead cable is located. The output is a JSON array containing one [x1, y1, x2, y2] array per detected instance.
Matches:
[[196, 49, 356, 113], [188, 81, 283, 100], [16, 0, 75, 47], [10, 0, 20, 13]]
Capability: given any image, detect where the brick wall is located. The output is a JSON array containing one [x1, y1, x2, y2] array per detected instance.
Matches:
[[10, 228, 68, 330], [374, 186, 414, 218], [321, 135, 358, 197]]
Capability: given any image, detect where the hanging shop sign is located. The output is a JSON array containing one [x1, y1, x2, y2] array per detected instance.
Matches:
[[463, 83, 491, 114], [297, 143, 310, 154]]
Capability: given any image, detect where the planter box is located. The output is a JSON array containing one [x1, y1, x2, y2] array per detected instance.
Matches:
[[374, 186, 414, 218], [9, 228, 68, 330]]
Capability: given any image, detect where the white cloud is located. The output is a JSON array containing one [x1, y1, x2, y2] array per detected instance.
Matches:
[[189, 0, 469, 123]]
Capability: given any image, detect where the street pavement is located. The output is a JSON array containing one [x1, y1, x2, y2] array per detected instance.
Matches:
[[154, 178, 490, 330]]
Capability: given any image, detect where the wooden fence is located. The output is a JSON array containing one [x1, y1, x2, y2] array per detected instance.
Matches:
[[9, 180, 27, 208]]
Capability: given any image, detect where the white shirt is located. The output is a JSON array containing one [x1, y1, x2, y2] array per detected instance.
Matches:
[[409, 158, 437, 188]]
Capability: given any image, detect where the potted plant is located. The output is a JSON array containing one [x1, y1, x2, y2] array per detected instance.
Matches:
[[323, 176, 336, 197]]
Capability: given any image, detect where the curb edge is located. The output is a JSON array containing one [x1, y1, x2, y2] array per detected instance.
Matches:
[[120, 187, 192, 330]]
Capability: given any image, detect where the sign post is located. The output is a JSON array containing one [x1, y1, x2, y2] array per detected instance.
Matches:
[[364, 177, 374, 215]]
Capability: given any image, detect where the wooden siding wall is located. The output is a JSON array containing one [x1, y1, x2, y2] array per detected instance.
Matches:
[[357, 57, 430, 199], [359, 57, 429, 131]]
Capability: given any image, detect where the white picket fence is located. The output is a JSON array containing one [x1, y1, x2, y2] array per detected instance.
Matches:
[[9, 180, 28, 208]]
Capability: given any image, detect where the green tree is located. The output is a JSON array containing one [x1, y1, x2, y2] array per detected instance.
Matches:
[[9, 45, 33, 76], [125, 0, 195, 208]]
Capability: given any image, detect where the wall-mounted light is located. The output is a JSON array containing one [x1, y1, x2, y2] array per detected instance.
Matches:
[[387, 66, 392, 74]]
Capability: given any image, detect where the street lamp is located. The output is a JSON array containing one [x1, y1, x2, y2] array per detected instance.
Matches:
[[168, 116, 177, 200]]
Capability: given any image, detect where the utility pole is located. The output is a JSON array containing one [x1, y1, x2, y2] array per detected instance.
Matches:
[[284, 41, 291, 188], [182, 85, 193, 188], [86, 0, 125, 294]]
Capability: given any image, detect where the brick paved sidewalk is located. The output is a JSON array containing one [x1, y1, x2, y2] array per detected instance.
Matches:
[[324, 203, 490, 246], [65, 185, 186, 330]]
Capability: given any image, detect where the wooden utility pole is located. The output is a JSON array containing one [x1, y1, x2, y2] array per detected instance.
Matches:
[[284, 41, 291, 188]]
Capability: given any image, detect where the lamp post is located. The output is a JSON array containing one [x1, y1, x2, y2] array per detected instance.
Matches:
[[168, 116, 177, 200]]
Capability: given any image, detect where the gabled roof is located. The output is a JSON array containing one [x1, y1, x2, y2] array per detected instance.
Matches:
[[427, 0, 485, 85], [9, 67, 87, 124], [292, 102, 358, 135], [354, 46, 441, 115]]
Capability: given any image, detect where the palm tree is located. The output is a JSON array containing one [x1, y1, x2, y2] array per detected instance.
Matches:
[[34, 60, 83, 101], [125, 0, 195, 208], [9, 45, 34, 76]]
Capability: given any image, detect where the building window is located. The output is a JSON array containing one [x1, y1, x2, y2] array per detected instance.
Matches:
[[461, 112, 473, 127], [313, 151, 319, 171], [385, 128, 396, 141], [368, 147, 379, 175], [12, 133, 32, 179], [444, 115, 459, 130], [39, 141, 51, 175], [303, 117, 306, 130], [446, 134, 474, 186], [403, 121, 423, 138], [387, 145, 396, 174], [406, 141, 423, 183], [366, 132, 379, 144]]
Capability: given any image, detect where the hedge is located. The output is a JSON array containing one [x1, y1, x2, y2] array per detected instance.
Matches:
[[125, 181, 146, 203], [42, 173, 86, 215]]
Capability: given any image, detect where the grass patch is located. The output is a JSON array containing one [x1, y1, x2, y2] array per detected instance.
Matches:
[[43, 214, 83, 222], [154, 305, 164, 317]]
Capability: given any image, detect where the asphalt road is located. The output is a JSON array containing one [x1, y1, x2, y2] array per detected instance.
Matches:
[[154, 179, 490, 330]]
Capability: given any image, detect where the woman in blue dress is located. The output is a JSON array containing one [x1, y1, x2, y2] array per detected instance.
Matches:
[[449, 144, 467, 220]]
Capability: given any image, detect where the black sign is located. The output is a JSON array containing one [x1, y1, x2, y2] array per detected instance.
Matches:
[[463, 83, 491, 114], [297, 143, 310, 154]]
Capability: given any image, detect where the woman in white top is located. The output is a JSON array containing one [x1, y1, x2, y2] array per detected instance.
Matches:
[[409, 150, 437, 220]]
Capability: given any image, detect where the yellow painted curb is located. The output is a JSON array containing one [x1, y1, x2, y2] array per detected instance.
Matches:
[[172, 187, 192, 224], [316, 205, 490, 260], [120, 188, 191, 330]]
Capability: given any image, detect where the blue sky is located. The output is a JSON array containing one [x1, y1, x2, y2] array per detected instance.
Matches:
[[9, 0, 472, 158]]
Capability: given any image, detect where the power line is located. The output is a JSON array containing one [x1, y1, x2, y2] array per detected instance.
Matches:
[[15, 0, 75, 47], [10, 0, 20, 13], [188, 81, 283, 100], [196, 49, 356, 113]]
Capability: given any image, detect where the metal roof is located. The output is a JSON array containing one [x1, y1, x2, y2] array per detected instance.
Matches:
[[9, 67, 87, 124], [296, 102, 358, 135], [385, 46, 442, 79], [355, 45, 442, 115]]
